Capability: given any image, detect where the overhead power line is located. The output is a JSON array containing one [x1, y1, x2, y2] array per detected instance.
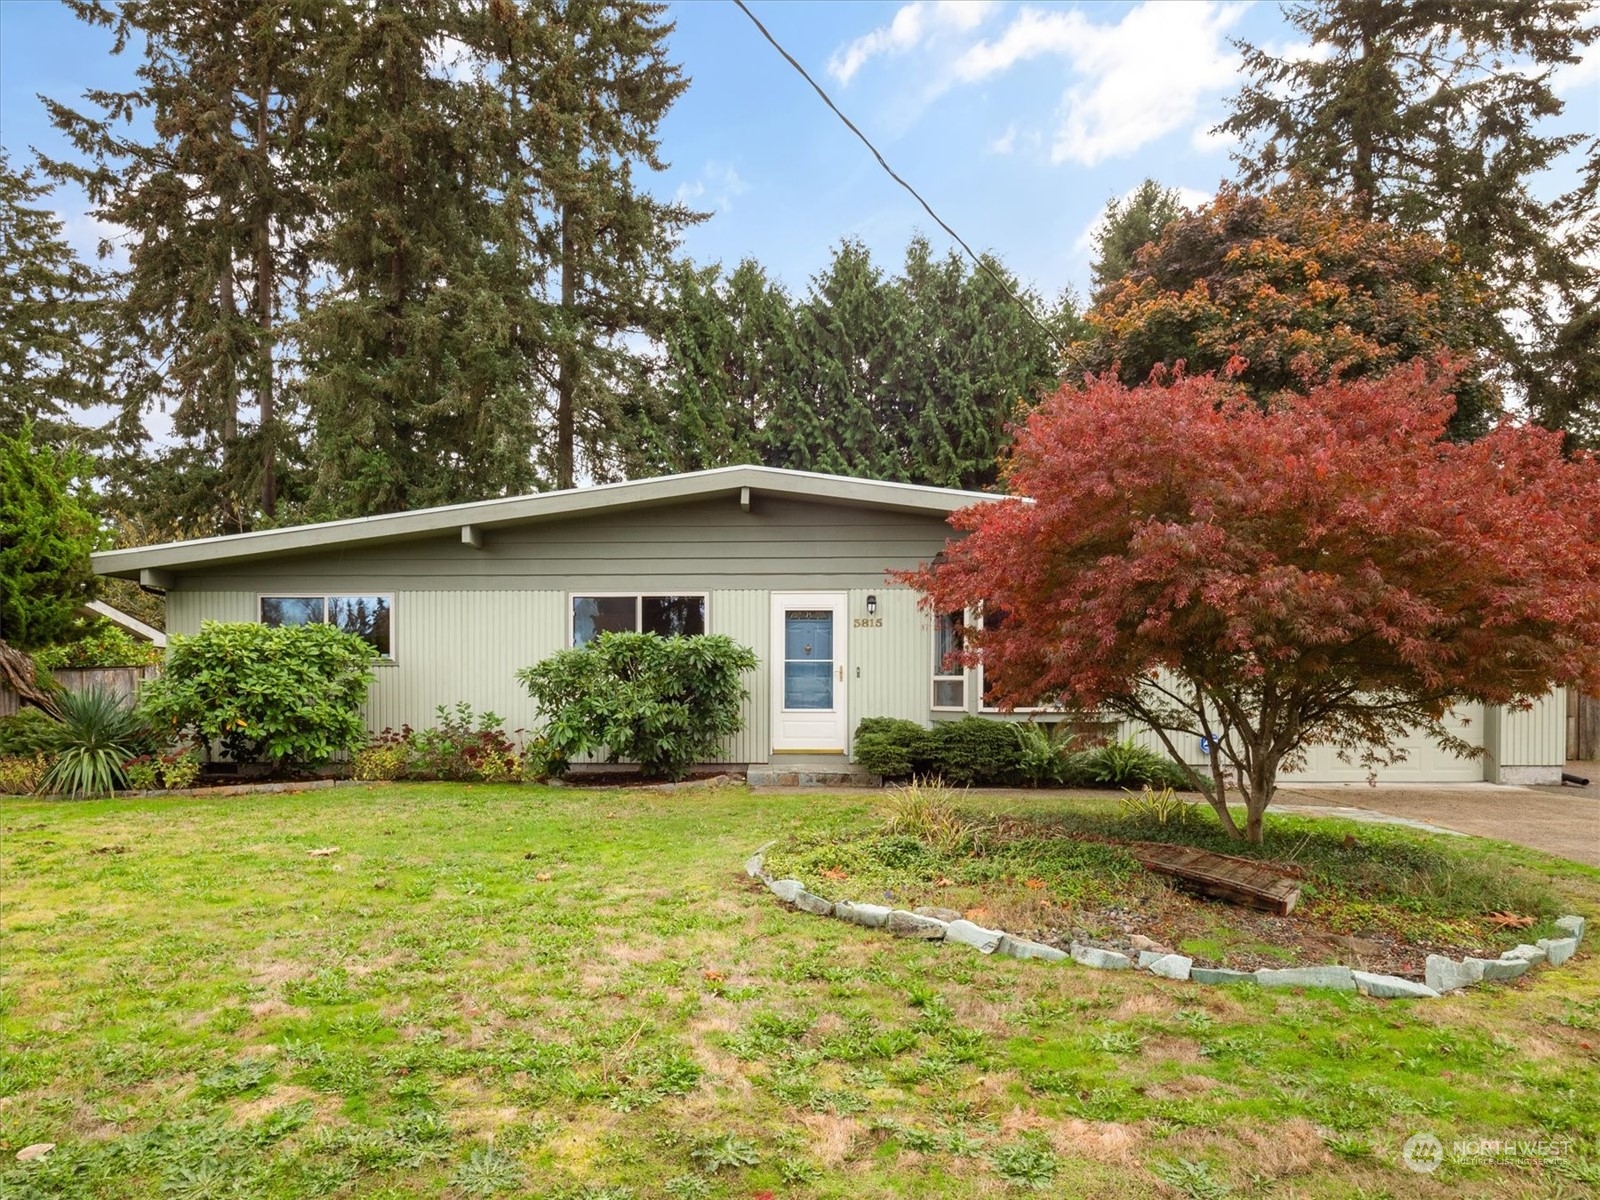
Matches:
[[729, 0, 1062, 351]]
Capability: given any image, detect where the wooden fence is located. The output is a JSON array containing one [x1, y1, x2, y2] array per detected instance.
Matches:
[[0, 665, 161, 717], [1570, 687, 1600, 762]]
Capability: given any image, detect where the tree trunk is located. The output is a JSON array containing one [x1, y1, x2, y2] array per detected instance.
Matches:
[[1204, 751, 1243, 839], [219, 266, 238, 443], [1352, 15, 1379, 220], [1243, 756, 1279, 845], [556, 203, 577, 490], [254, 80, 276, 518]]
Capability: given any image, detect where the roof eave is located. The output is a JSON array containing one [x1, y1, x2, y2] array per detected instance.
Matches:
[[90, 466, 1009, 579]]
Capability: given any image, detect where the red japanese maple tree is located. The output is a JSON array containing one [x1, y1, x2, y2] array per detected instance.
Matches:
[[898, 363, 1600, 843]]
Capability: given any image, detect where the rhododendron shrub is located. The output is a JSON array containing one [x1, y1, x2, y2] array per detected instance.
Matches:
[[898, 365, 1600, 843]]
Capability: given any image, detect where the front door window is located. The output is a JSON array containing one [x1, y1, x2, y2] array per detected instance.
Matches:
[[783, 609, 834, 710]]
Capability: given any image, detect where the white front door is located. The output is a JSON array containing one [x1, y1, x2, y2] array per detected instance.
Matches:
[[770, 592, 848, 753]]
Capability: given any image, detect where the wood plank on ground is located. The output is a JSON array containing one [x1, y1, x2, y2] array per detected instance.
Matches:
[[1130, 843, 1303, 915]]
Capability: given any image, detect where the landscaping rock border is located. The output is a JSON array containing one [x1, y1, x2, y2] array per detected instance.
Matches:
[[744, 847, 1587, 1001]]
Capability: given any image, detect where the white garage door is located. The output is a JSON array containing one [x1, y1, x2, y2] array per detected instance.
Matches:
[[1280, 704, 1486, 784]]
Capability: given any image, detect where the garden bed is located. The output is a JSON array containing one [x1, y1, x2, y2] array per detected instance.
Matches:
[[760, 786, 1572, 980]]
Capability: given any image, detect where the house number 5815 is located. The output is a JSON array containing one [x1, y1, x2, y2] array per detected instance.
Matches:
[[853, 617, 883, 628]]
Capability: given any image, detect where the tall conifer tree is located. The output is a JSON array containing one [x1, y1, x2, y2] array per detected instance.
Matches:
[[45, 0, 322, 532], [487, 0, 700, 489], [0, 152, 115, 449], [296, 1, 539, 516], [1221, 0, 1599, 441]]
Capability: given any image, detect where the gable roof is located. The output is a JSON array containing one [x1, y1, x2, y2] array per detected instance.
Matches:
[[92, 465, 1006, 581]]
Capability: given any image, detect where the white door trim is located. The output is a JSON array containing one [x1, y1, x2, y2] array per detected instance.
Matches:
[[770, 591, 849, 754]]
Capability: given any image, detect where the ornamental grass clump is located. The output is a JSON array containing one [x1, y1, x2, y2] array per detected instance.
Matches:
[[40, 686, 152, 798], [880, 777, 986, 856]]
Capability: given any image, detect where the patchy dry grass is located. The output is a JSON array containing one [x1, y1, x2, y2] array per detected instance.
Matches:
[[1, 783, 1597, 1198]]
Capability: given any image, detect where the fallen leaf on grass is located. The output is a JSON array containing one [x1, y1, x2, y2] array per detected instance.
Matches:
[[934, 877, 954, 887], [821, 866, 849, 882], [1487, 912, 1535, 929], [702, 970, 726, 984], [308, 847, 339, 858], [1023, 877, 1046, 890], [535, 872, 553, 882]]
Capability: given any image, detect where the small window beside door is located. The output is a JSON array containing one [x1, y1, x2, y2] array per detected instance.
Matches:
[[932, 610, 967, 711], [571, 594, 707, 646]]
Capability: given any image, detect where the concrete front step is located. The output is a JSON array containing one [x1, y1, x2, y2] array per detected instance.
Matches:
[[747, 763, 882, 787]]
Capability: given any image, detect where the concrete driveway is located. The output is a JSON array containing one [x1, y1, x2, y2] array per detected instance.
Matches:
[[1274, 775, 1600, 867]]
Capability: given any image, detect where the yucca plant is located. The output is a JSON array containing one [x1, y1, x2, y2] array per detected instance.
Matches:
[[40, 687, 150, 798]]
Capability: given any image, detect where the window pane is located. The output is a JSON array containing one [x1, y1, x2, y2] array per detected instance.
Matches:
[[329, 595, 391, 657], [573, 596, 636, 645], [935, 610, 964, 674], [261, 596, 324, 627], [642, 595, 705, 638], [784, 610, 833, 661], [934, 679, 965, 708], [784, 661, 833, 709]]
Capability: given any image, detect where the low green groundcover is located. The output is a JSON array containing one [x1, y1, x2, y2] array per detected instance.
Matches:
[[762, 786, 1568, 971], [2, 784, 1596, 1198]]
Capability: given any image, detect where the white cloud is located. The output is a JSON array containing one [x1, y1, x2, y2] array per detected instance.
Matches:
[[953, 1, 1248, 166], [987, 124, 1017, 154], [1553, 37, 1600, 95], [675, 161, 748, 214], [1072, 183, 1212, 255], [828, 0, 998, 84]]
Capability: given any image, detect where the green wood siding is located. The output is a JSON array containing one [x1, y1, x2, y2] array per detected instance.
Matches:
[[167, 496, 953, 593]]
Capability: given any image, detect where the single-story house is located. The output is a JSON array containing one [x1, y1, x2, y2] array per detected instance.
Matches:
[[90, 465, 1566, 784]]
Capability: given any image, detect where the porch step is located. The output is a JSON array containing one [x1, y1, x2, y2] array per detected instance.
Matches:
[[747, 759, 882, 788]]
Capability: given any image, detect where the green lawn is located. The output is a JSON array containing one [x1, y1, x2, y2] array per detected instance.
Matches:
[[2, 783, 1598, 1198]]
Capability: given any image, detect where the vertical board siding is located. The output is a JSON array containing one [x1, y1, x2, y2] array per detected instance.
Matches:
[[364, 591, 565, 734], [848, 588, 933, 743], [709, 590, 769, 764], [164, 586, 1559, 780], [1490, 693, 1566, 770], [167, 590, 255, 635]]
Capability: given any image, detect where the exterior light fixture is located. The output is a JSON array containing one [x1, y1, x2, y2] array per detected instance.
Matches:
[[866, 594, 878, 615]]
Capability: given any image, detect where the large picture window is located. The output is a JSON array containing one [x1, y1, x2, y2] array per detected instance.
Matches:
[[260, 594, 393, 659], [571, 594, 706, 646], [932, 610, 968, 711]]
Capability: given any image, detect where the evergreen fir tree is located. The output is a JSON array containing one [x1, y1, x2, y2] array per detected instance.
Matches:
[[487, 0, 701, 489], [775, 240, 898, 479], [0, 152, 115, 449], [624, 258, 796, 474], [296, 0, 539, 516], [43, 0, 324, 530], [893, 238, 1065, 490], [1089, 179, 1186, 304], [1220, 0, 1599, 441]]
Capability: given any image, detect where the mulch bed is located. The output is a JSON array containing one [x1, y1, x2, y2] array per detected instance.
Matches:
[[945, 875, 1504, 979]]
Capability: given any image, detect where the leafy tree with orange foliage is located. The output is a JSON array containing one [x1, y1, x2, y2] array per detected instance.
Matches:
[[1065, 182, 1500, 439], [898, 364, 1600, 843]]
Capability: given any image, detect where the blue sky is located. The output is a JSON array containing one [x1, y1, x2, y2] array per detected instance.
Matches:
[[3, 0, 1598, 306]]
